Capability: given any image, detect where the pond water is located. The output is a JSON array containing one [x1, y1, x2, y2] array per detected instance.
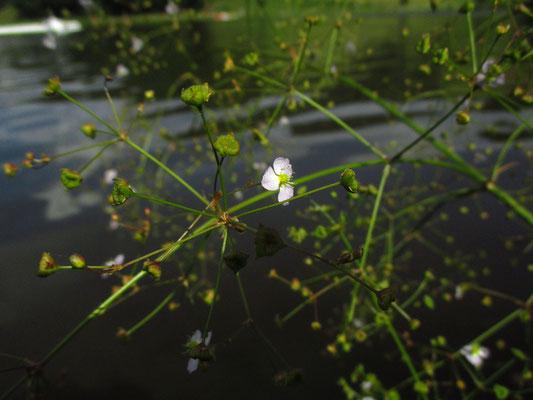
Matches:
[[1, 8, 532, 400]]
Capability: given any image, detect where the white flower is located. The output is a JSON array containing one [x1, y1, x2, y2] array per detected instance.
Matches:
[[476, 59, 505, 88], [103, 169, 118, 184], [261, 157, 294, 206], [165, 1, 179, 15], [105, 253, 125, 266], [330, 64, 338, 74], [279, 116, 290, 126], [345, 41, 357, 53], [252, 162, 267, 171], [460, 343, 490, 368], [116, 64, 129, 78], [131, 37, 144, 53], [362, 397, 375, 400], [455, 285, 464, 300], [42, 33, 57, 50], [79, 0, 95, 10], [186, 330, 212, 374], [361, 381, 373, 391]]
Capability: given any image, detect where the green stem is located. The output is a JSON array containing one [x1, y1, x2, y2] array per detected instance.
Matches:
[[236, 273, 251, 318], [198, 106, 227, 210], [383, 314, 429, 400], [292, 89, 388, 160], [127, 291, 175, 336], [466, 10, 478, 74], [391, 91, 470, 161], [133, 193, 217, 218], [124, 138, 209, 206], [78, 141, 115, 173], [234, 182, 339, 218], [324, 22, 340, 75], [290, 21, 312, 85], [51, 139, 120, 160], [360, 164, 390, 269], [202, 229, 228, 341], [58, 89, 208, 206]]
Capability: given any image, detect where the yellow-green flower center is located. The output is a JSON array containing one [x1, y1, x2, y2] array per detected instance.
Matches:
[[278, 173, 290, 186]]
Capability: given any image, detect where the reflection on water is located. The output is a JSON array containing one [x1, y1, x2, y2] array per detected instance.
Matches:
[[1, 10, 532, 400]]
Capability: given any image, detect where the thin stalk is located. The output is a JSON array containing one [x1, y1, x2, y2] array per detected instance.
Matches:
[[324, 22, 340, 75], [281, 276, 349, 325], [124, 138, 208, 206], [58, 90, 208, 206], [466, 10, 478, 74], [50, 139, 120, 160], [103, 84, 124, 134], [391, 92, 470, 161], [202, 229, 228, 341], [236, 273, 251, 318], [360, 164, 390, 269], [133, 193, 218, 218], [78, 140, 115, 173], [290, 20, 312, 85], [383, 315, 429, 400], [234, 182, 339, 218], [198, 106, 227, 210], [292, 89, 388, 160], [127, 291, 175, 336], [490, 122, 529, 181]]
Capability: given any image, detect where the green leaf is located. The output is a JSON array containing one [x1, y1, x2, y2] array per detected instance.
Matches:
[[511, 347, 526, 361], [254, 225, 286, 259]]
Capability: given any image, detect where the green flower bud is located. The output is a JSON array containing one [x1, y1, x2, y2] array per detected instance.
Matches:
[[116, 327, 130, 343], [69, 253, 86, 269], [181, 83, 213, 107], [143, 260, 161, 279], [214, 133, 240, 156], [340, 168, 359, 193], [242, 52, 259, 67], [432, 48, 448, 65], [3, 162, 17, 177], [305, 16, 319, 25], [111, 178, 134, 206], [81, 123, 96, 139], [60, 168, 83, 190], [496, 23, 510, 35], [416, 34, 431, 54], [187, 344, 215, 362], [456, 110, 470, 125], [273, 369, 304, 387], [459, 1, 474, 14], [144, 89, 154, 100], [43, 77, 61, 96], [376, 287, 396, 311], [38, 252, 57, 277], [223, 250, 250, 274], [254, 224, 286, 259]]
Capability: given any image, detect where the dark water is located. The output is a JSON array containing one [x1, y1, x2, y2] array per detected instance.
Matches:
[[1, 10, 532, 400]]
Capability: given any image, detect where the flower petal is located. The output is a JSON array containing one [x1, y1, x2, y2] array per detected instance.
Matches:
[[278, 184, 294, 205], [261, 167, 279, 191], [187, 358, 199, 373], [190, 329, 201, 343], [273, 157, 292, 176], [205, 331, 212, 345]]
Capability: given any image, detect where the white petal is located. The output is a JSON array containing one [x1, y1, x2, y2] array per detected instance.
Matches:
[[187, 358, 199, 373], [478, 347, 490, 359], [278, 185, 294, 205], [190, 330, 201, 343], [273, 157, 292, 176], [205, 331, 212, 345], [261, 167, 279, 191]]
